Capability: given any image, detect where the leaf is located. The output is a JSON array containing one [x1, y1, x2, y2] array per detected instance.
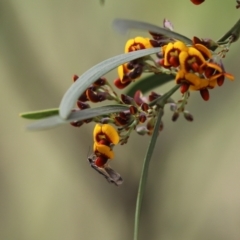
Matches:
[[125, 73, 174, 97], [113, 19, 192, 45], [27, 105, 129, 131], [19, 108, 59, 119], [59, 47, 161, 119], [133, 84, 180, 240], [217, 18, 240, 44]]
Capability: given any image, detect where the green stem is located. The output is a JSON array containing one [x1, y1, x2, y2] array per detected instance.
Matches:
[[133, 84, 180, 240]]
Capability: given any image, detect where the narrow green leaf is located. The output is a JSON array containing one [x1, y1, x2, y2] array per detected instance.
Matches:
[[217, 18, 240, 43], [27, 105, 129, 131], [133, 84, 180, 240], [20, 108, 59, 119], [125, 73, 174, 97], [59, 48, 161, 119], [113, 19, 192, 45]]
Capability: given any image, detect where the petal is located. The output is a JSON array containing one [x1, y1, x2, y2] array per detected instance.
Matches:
[[189, 78, 209, 90], [102, 124, 119, 145], [224, 72, 234, 81], [135, 37, 152, 49], [125, 38, 135, 53], [179, 51, 189, 72], [164, 42, 174, 66], [117, 64, 125, 80], [208, 78, 217, 88], [194, 44, 212, 59], [184, 73, 202, 87], [114, 78, 131, 89], [188, 47, 206, 64], [125, 37, 152, 53], [173, 41, 188, 52], [93, 124, 102, 142], [94, 142, 114, 159], [205, 62, 223, 73], [175, 70, 186, 84]]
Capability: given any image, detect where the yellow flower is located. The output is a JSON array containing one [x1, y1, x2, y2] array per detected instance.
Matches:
[[179, 46, 208, 73], [125, 37, 152, 53], [93, 124, 119, 145], [162, 41, 188, 67]]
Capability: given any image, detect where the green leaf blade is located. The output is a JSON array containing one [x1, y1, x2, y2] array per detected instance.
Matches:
[[125, 73, 174, 97], [20, 108, 59, 119], [27, 105, 129, 131], [113, 19, 192, 45], [59, 48, 161, 120]]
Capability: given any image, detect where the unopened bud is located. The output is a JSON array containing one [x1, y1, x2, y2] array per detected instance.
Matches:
[[183, 111, 194, 122], [172, 112, 179, 122]]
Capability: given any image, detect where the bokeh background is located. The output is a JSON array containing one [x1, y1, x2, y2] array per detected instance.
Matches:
[[1, 0, 240, 239]]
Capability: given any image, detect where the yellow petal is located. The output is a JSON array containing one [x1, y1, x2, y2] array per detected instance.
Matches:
[[164, 42, 174, 66], [102, 124, 119, 145], [117, 65, 124, 81], [184, 73, 202, 87], [179, 51, 189, 72], [93, 124, 102, 142], [173, 41, 188, 52], [94, 142, 114, 159], [134, 37, 152, 49], [124, 37, 152, 53], [189, 78, 209, 90], [125, 38, 135, 53], [194, 44, 212, 59], [205, 62, 223, 73], [224, 72, 234, 81], [208, 78, 217, 89], [188, 47, 206, 64], [175, 69, 186, 84]]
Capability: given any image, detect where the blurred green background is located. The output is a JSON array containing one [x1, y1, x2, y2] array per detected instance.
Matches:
[[1, 0, 240, 239]]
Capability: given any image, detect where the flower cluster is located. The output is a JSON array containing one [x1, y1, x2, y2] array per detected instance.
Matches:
[[114, 28, 234, 101], [66, 18, 236, 183]]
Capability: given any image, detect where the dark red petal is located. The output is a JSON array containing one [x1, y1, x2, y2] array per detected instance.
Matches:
[[200, 88, 210, 101], [86, 89, 99, 103], [95, 156, 108, 167], [180, 83, 190, 94], [217, 75, 225, 86], [114, 78, 131, 89]]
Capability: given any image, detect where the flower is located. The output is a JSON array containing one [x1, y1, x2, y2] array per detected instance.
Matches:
[[125, 37, 153, 53], [93, 124, 119, 145], [162, 41, 188, 67]]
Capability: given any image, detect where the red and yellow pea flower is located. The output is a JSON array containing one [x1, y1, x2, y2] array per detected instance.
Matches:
[[162, 41, 188, 67], [90, 124, 123, 185], [115, 37, 154, 89], [125, 37, 153, 53], [92, 124, 119, 166]]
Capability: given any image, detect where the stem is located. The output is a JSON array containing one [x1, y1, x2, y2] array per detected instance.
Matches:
[[133, 84, 180, 240]]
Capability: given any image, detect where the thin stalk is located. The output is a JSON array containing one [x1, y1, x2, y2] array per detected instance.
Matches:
[[133, 84, 180, 240]]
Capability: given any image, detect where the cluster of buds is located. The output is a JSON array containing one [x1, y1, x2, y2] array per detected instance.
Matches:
[[116, 91, 164, 141]]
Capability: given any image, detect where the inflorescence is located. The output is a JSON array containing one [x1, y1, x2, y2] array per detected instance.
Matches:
[[69, 19, 235, 184]]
